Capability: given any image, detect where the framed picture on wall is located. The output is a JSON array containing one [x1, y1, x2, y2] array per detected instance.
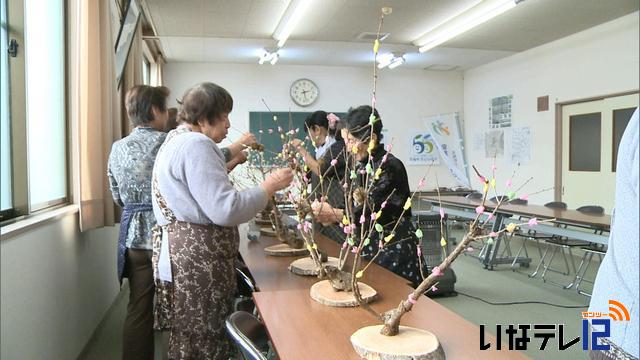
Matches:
[[114, 0, 141, 87]]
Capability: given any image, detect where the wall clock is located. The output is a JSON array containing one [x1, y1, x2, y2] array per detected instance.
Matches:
[[290, 78, 319, 107]]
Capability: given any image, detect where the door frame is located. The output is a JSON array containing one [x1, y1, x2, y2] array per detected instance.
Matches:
[[554, 89, 639, 201]]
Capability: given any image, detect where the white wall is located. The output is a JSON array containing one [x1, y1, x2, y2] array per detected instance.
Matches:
[[0, 214, 120, 359], [164, 63, 465, 189], [463, 12, 640, 204]]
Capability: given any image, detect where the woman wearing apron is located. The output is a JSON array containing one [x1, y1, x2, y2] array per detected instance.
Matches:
[[151, 82, 293, 359], [108, 85, 170, 359]]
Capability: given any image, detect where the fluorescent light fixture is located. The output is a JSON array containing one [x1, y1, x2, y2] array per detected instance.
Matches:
[[273, 0, 313, 48], [258, 49, 279, 65], [387, 56, 406, 69], [414, 0, 518, 53]]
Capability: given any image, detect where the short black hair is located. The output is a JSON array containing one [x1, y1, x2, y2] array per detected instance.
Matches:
[[304, 111, 328, 132], [125, 85, 170, 127], [344, 105, 383, 141], [178, 82, 233, 126]]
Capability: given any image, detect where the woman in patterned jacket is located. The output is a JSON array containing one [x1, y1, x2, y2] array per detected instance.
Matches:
[[107, 85, 169, 359]]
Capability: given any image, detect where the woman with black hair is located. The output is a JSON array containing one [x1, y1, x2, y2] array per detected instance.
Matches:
[[291, 111, 347, 242], [312, 105, 427, 287]]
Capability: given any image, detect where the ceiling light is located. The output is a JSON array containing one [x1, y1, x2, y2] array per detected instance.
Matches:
[[414, 0, 519, 53], [387, 56, 406, 69], [258, 49, 279, 65], [273, 0, 313, 48], [377, 53, 395, 68], [378, 53, 405, 69], [270, 53, 279, 65]]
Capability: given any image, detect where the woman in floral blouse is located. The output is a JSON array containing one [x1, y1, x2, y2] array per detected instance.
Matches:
[[107, 85, 169, 359]]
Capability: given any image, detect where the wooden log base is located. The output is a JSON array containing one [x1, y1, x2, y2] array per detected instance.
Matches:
[[289, 257, 340, 276], [310, 280, 377, 307], [254, 217, 272, 226], [264, 243, 309, 257], [260, 227, 277, 237], [350, 325, 445, 360]]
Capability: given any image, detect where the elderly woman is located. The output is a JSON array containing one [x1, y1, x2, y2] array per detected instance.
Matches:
[[313, 105, 427, 287], [152, 82, 292, 359], [107, 85, 169, 359]]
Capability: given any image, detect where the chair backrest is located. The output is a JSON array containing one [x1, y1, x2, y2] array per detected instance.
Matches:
[[490, 195, 509, 203], [466, 192, 483, 200], [225, 311, 270, 360], [544, 201, 567, 210], [236, 267, 258, 297], [509, 198, 528, 205], [576, 205, 605, 215]]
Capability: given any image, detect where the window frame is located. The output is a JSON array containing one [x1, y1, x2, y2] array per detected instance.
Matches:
[[0, 0, 69, 225]]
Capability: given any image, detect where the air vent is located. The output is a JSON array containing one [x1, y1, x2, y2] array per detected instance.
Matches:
[[356, 32, 390, 41], [424, 64, 459, 71]]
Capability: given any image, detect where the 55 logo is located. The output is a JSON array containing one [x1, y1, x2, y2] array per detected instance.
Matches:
[[412, 134, 435, 155]]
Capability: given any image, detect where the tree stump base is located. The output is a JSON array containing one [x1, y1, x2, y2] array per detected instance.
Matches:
[[310, 280, 377, 307], [264, 243, 309, 257], [351, 325, 445, 360], [260, 227, 277, 237], [289, 257, 340, 276], [254, 218, 272, 226]]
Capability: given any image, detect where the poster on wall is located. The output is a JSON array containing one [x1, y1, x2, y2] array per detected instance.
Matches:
[[489, 95, 513, 128], [485, 129, 504, 158], [511, 126, 531, 164], [425, 112, 470, 188], [408, 131, 439, 165]]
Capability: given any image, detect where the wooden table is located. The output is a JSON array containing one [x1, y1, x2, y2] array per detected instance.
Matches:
[[419, 195, 611, 270], [238, 224, 529, 359]]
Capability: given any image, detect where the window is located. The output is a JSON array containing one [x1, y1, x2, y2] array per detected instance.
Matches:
[[142, 56, 150, 85], [1, 0, 11, 213], [1, 0, 67, 223], [569, 112, 601, 172]]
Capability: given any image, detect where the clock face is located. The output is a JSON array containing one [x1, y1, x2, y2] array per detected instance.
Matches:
[[290, 79, 319, 107]]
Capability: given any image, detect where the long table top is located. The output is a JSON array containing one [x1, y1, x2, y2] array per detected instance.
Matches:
[[421, 195, 611, 229], [239, 224, 529, 359]]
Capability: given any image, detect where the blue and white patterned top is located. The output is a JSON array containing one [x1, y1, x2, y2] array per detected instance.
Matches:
[[589, 108, 638, 357], [108, 127, 167, 250]]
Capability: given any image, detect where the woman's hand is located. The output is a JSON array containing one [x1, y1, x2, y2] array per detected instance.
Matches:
[[227, 150, 248, 172], [238, 132, 257, 147], [261, 168, 294, 196], [290, 138, 303, 149], [311, 200, 343, 225]]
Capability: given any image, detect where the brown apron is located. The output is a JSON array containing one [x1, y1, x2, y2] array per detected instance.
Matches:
[[152, 141, 239, 359]]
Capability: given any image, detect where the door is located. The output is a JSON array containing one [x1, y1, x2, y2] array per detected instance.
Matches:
[[561, 93, 639, 212]]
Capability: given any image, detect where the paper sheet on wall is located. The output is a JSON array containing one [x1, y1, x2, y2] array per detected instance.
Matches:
[[425, 113, 470, 188], [485, 129, 504, 158], [511, 127, 531, 165]]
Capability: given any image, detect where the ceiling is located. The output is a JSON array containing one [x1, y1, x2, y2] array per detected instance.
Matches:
[[144, 0, 639, 70]]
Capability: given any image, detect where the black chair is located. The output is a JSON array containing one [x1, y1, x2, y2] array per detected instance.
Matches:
[[490, 195, 509, 203], [576, 205, 605, 215], [539, 205, 603, 288], [511, 201, 566, 273], [225, 311, 273, 360], [508, 198, 528, 205], [466, 192, 483, 200], [498, 199, 527, 258], [235, 268, 258, 314], [573, 243, 607, 297]]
